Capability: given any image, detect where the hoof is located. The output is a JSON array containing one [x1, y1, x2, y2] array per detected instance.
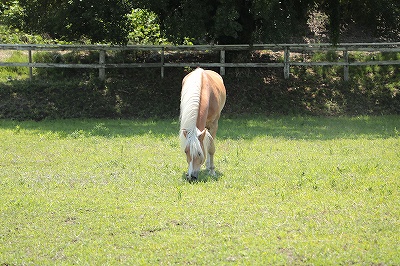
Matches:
[[185, 173, 197, 181], [208, 169, 216, 176]]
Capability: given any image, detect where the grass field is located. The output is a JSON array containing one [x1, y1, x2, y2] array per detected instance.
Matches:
[[0, 116, 399, 265]]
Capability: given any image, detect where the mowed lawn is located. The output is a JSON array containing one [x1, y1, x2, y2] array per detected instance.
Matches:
[[0, 116, 399, 265]]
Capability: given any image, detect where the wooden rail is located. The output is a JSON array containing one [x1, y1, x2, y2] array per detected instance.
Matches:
[[0, 43, 399, 81]]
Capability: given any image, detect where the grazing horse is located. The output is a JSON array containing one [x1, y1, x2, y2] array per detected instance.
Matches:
[[179, 68, 226, 180]]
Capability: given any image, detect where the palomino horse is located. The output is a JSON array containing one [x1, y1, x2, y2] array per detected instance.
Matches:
[[179, 68, 226, 180]]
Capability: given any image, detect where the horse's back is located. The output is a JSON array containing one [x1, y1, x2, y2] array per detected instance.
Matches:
[[202, 70, 226, 113], [197, 70, 226, 134]]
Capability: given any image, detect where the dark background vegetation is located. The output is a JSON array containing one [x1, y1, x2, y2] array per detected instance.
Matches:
[[1, 0, 399, 44], [1, 50, 399, 121], [0, 0, 399, 120]]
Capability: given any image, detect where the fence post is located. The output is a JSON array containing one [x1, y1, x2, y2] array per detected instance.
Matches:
[[99, 50, 105, 81], [343, 50, 349, 81], [28, 50, 33, 81], [220, 49, 226, 76], [284, 47, 290, 79], [161, 47, 165, 78]]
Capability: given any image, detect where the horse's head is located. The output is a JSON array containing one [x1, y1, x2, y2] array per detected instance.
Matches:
[[181, 128, 207, 180]]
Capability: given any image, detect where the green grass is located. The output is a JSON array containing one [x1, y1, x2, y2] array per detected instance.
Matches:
[[0, 116, 399, 265], [0, 51, 30, 80]]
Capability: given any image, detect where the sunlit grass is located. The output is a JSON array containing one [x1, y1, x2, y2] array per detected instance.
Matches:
[[0, 51, 30, 80], [0, 116, 399, 264]]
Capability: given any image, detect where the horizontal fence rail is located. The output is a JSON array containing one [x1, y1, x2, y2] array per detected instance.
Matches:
[[0, 43, 399, 81]]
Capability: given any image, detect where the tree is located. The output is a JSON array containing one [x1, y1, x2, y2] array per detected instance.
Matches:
[[339, 0, 400, 41], [1, 0, 399, 44], [134, 0, 400, 44], [5, 0, 132, 44], [133, 0, 316, 44], [127, 8, 166, 44]]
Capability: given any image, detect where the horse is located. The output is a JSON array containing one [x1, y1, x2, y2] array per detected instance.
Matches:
[[179, 68, 226, 180]]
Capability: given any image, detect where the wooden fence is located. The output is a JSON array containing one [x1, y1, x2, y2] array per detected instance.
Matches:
[[0, 43, 399, 81]]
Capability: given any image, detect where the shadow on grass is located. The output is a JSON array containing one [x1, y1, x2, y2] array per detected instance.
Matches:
[[0, 115, 398, 140], [181, 170, 223, 183]]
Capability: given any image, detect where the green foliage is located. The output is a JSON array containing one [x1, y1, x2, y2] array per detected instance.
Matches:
[[213, 1, 242, 41], [8, 0, 132, 44], [0, 117, 399, 264], [340, 0, 400, 41], [1, 0, 399, 44], [0, 25, 48, 43], [0, 0, 24, 29], [127, 8, 167, 44], [135, 0, 314, 44], [154, 0, 212, 43]]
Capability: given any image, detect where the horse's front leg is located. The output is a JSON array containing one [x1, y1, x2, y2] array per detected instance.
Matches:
[[206, 136, 216, 176]]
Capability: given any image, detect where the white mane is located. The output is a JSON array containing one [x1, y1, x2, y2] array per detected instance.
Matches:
[[180, 68, 203, 132], [179, 68, 205, 155]]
